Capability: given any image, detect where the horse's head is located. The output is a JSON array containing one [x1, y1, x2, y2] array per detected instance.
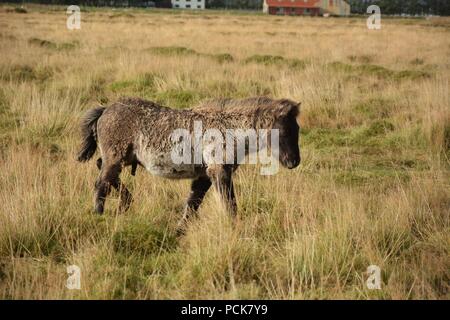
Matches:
[[272, 99, 301, 169]]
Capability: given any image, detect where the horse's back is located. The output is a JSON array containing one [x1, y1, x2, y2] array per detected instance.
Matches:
[[96, 98, 204, 179]]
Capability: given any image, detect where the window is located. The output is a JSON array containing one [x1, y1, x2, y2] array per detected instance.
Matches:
[[186, 4, 191, 8], [175, 4, 179, 7], [197, 5, 201, 8]]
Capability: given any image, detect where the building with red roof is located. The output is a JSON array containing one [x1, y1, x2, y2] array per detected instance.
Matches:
[[263, 0, 350, 16]]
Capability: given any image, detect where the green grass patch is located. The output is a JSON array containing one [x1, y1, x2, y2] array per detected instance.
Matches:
[[111, 74, 206, 108], [352, 97, 393, 119], [334, 169, 411, 187], [302, 121, 427, 155], [28, 38, 79, 51], [329, 61, 431, 81], [4, 229, 62, 259], [362, 120, 395, 137], [0, 89, 17, 153], [154, 89, 201, 109], [80, 76, 109, 104], [0, 211, 108, 261], [204, 80, 240, 97], [204, 79, 273, 98], [245, 54, 284, 65], [348, 54, 374, 64], [28, 37, 57, 49], [328, 61, 354, 73], [110, 72, 160, 95], [110, 73, 203, 108], [233, 80, 273, 97], [112, 218, 177, 257], [244, 54, 307, 69], [100, 248, 182, 299], [26, 121, 66, 140], [375, 228, 414, 259], [147, 46, 234, 64], [148, 46, 198, 56], [394, 69, 431, 81], [109, 80, 135, 92], [303, 121, 431, 188], [0, 88, 8, 115], [302, 127, 353, 149], [0, 64, 53, 82], [410, 58, 425, 66], [207, 53, 234, 63]]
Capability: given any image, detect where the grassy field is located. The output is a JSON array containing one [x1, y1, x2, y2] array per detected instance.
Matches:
[[0, 4, 449, 299]]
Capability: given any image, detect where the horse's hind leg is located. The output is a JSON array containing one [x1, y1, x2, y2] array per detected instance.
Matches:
[[176, 175, 212, 235], [100, 157, 138, 176], [94, 164, 115, 214], [94, 162, 132, 214], [117, 180, 132, 212]]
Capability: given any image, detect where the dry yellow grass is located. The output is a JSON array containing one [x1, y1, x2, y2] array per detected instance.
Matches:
[[0, 4, 449, 299]]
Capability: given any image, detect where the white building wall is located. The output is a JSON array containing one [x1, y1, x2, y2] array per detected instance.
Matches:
[[263, 0, 268, 13], [321, 0, 350, 16], [172, 0, 205, 9]]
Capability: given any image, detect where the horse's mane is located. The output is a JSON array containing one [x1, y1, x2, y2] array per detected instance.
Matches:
[[194, 96, 300, 119]]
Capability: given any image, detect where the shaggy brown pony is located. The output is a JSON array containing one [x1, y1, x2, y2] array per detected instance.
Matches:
[[77, 96, 300, 234]]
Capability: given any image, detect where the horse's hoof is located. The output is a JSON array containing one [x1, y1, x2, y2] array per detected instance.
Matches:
[[94, 203, 104, 214]]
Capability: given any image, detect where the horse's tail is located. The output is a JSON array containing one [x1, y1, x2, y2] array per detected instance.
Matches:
[[77, 107, 106, 162]]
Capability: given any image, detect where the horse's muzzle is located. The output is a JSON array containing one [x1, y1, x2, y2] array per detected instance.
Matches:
[[284, 157, 301, 169]]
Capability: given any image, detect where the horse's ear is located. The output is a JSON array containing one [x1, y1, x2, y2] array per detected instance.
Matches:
[[293, 102, 301, 117], [277, 100, 300, 118]]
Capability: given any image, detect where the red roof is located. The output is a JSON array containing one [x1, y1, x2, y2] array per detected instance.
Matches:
[[266, 0, 321, 8]]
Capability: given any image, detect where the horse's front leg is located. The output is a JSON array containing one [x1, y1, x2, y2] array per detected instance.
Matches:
[[206, 165, 237, 217], [176, 175, 212, 235]]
